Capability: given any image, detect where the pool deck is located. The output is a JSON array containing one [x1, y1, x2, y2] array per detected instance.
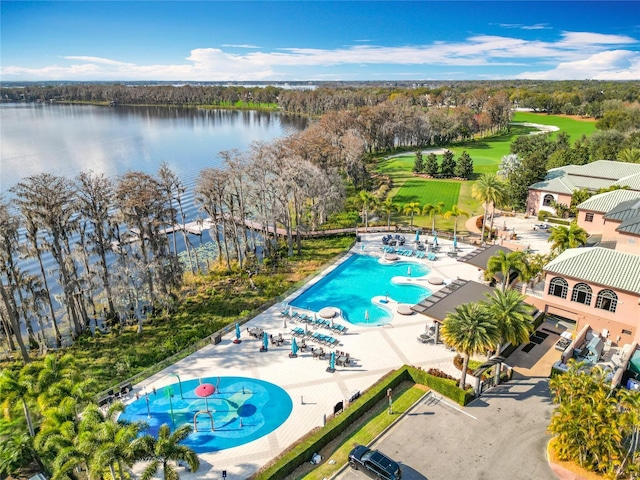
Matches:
[[127, 234, 491, 479]]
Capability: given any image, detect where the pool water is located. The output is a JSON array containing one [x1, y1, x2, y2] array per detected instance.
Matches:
[[119, 377, 292, 453], [290, 254, 431, 326]]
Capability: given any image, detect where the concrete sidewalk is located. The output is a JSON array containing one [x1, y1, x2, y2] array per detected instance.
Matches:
[[128, 233, 482, 479]]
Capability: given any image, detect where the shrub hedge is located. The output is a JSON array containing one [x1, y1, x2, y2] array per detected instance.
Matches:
[[251, 365, 474, 479]]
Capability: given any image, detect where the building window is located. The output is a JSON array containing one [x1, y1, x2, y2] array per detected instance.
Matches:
[[585, 212, 594, 222], [548, 277, 568, 299], [542, 194, 555, 207], [622, 329, 632, 335], [595, 289, 618, 313], [571, 283, 592, 305]]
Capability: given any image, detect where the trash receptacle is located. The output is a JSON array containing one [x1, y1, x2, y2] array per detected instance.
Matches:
[[356, 235, 361, 242], [211, 334, 221, 345]]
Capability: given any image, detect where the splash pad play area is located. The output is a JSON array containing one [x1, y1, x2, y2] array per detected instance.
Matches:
[[119, 376, 292, 453]]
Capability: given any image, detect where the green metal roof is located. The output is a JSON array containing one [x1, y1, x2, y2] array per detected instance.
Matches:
[[578, 190, 640, 213], [530, 161, 640, 194], [614, 173, 640, 191], [604, 197, 640, 221], [617, 216, 640, 235], [545, 247, 640, 295]]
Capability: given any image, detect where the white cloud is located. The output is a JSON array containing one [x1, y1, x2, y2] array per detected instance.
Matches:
[[1, 30, 638, 81], [63, 56, 135, 66], [220, 44, 261, 49], [516, 50, 640, 80]]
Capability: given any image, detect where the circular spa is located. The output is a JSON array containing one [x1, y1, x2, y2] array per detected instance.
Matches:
[[290, 254, 432, 326], [119, 377, 293, 453]]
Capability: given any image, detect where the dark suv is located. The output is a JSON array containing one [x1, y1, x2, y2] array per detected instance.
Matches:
[[348, 445, 402, 480]]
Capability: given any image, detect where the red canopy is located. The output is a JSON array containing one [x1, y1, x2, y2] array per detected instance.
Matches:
[[195, 383, 215, 398]]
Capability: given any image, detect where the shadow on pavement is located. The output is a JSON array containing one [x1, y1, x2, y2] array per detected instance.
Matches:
[[399, 465, 429, 480]]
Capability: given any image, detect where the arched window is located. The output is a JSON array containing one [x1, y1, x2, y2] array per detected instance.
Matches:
[[548, 277, 568, 299], [595, 289, 618, 313], [542, 194, 555, 207], [571, 283, 592, 305]]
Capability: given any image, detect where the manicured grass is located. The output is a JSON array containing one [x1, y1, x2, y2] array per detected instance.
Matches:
[[375, 113, 597, 232], [393, 178, 461, 210], [58, 236, 355, 389], [513, 111, 596, 141], [301, 385, 428, 480]]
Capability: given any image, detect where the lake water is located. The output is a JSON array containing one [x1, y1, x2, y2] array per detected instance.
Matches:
[[0, 103, 307, 342], [0, 103, 307, 203]]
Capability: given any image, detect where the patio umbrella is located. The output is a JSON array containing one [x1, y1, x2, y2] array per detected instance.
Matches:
[[329, 351, 336, 370], [262, 331, 269, 352], [453, 235, 458, 250], [365, 310, 370, 322], [195, 383, 215, 411], [291, 337, 299, 357], [288, 305, 294, 317], [415, 229, 420, 242], [433, 232, 438, 245], [234, 323, 242, 344]]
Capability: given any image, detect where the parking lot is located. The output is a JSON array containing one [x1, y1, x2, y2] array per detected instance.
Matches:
[[335, 376, 556, 480]]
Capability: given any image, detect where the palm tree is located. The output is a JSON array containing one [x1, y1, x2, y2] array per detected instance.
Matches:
[[381, 197, 396, 231], [0, 370, 36, 437], [402, 202, 421, 228], [133, 424, 199, 479], [483, 289, 534, 385], [422, 202, 445, 234], [440, 302, 498, 389], [548, 222, 588, 254], [443, 205, 470, 237], [79, 403, 145, 480], [486, 250, 527, 291], [356, 190, 379, 232], [471, 173, 506, 240], [617, 147, 640, 164]]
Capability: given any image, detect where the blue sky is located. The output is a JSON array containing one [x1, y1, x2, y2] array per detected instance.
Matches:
[[1, 1, 639, 81]]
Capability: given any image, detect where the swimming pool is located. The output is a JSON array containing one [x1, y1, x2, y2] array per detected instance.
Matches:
[[290, 254, 431, 326], [119, 376, 292, 453]]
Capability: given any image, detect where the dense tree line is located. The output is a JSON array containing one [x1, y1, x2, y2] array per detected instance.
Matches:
[[0, 125, 353, 359], [3, 80, 638, 117], [497, 100, 640, 210]]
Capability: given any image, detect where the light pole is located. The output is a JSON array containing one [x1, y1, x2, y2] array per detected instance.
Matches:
[[169, 373, 183, 399]]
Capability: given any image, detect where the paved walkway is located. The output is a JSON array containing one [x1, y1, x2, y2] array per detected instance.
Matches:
[[127, 234, 481, 479], [465, 212, 553, 255], [126, 233, 559, 479]]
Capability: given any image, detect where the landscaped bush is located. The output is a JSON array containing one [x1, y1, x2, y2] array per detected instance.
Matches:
[[426, 368, 457, 380], [538, 210, 551, 221], [406, 366, 474, 405], [253, 367, 411, 479], [254, 365, 476, 479]]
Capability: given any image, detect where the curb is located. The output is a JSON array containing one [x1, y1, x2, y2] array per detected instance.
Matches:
[[328, 389, 432, 479]]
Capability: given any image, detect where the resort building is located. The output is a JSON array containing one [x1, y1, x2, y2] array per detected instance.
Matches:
[[526, 186, 640, 346], [576, 189, 640, 253], [526, 160, 640, 216]]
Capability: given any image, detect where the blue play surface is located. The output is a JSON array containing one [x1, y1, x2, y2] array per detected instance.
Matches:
[[119, 376, 292, 453]]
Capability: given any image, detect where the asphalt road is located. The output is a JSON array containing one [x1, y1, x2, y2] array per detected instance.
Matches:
[[335, 375, 556, 480]]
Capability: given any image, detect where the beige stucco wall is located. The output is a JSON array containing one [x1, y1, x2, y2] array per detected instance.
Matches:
[[577, 209, 607, 235], [614, 235, 640, 254], [538, 272, 640, 345], [526, 189, 572, 216]]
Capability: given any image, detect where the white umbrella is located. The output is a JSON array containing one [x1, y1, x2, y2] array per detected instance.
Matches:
[[365, 310, 370, 322], [288, 305, 293, 317]]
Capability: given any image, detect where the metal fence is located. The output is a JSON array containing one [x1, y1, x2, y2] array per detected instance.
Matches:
[[94, 241, 356, 401]]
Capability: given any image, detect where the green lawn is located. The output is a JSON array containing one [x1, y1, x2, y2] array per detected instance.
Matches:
[[301, 385, 427, 480], [394, 179, 461, 211], [375, 113, 597, 232], [512, 111, 596, 141]]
